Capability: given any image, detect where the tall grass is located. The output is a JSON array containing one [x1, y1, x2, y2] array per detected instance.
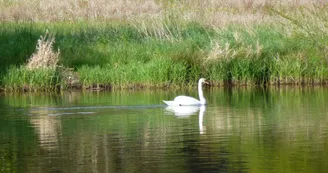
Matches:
[[0, 1, 328, 91], [77, 58, 188, 89], [0, 0, 324, 26], [2, 66, 59, 91], [204, 23, 328, 86], [1, 30, 60, 91]]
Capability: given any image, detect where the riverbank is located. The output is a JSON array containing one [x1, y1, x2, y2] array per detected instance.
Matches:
[[0, 1, 328, 91]]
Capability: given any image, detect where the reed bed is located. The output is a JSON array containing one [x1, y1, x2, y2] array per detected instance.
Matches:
[[0, 0, 327, 91], [0, 0, 324, 25]]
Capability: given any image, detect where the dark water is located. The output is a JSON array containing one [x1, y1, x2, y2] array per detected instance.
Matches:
[[0, 87, 328, 173]]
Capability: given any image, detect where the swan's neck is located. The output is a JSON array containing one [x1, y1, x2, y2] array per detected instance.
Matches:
[[198, 80, 206, 105]]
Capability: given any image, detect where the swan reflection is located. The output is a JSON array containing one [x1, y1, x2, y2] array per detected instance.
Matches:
[[198, 106, 206, 134], [164, 105, 206, 134]]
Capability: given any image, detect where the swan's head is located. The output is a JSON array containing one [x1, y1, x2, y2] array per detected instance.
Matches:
[[199, 78, 209, 85]]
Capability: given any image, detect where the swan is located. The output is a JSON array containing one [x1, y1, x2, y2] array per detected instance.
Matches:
[[163, 78, 208, 106]]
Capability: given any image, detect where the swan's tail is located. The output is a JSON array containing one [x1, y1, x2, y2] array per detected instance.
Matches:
[[163, 100, 175, 106]]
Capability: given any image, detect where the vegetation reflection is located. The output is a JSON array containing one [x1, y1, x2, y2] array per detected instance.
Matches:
[[0, 88, 327, 172]]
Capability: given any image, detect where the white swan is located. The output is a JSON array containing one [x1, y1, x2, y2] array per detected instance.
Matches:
[[163, 78, 208, 106]]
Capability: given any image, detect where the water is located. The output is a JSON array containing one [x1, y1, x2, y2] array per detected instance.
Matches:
[[0, 87, 328, 173]]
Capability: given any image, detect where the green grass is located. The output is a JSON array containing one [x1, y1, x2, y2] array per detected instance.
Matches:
[[1, 6, 328, 91], [2, 66, 59, 91]]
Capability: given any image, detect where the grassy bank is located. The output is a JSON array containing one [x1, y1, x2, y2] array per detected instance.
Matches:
[[0, 1, 328, 91]]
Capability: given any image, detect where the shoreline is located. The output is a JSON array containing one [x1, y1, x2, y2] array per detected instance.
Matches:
[[1, 79, 328, 93]]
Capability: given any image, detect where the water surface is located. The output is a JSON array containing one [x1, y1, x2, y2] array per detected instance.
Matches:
[[0, 88, 328, 173]]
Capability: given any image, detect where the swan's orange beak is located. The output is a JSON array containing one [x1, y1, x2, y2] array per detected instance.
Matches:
[[204, 81, 209, 85]]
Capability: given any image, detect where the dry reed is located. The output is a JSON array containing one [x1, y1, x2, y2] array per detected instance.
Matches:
[[26, 32, 59, 70], [0, 0, 325, 27], [205, 37, 262, 63]]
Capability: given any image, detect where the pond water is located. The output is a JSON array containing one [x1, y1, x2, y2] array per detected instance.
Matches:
[[0, 87, 328, 173]]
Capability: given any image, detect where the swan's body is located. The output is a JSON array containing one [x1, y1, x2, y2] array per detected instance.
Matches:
[[163, 78, 208, 106]]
